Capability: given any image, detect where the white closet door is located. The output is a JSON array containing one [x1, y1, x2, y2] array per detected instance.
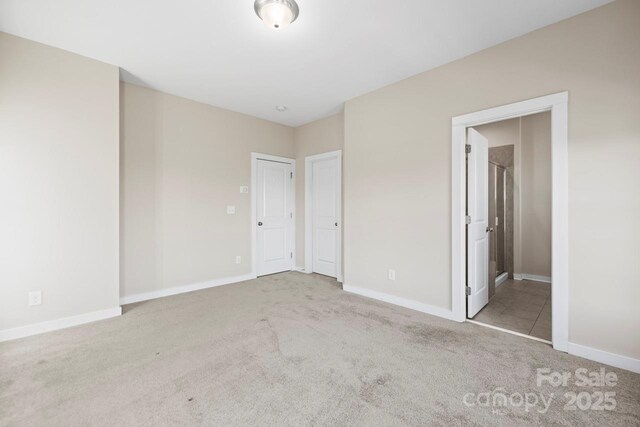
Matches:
[[257, 159, 293, 276], [312, 157, 339, 278]]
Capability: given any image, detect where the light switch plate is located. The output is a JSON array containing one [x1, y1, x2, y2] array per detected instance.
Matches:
[[235, 256, 241, 265], [240, 186, 249, 194], [227, 205, 236, 214], [29, 291, 42, 306], [388, 269, 396, 281]]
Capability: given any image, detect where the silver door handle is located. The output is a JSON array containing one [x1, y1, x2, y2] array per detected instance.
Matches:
[[486, 227, 494, 233], [258, 222, 263, 226]]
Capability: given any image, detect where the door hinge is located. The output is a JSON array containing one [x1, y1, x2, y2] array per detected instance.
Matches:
[[290, 172, 293, 179], [290, 252, 293, 259], [465, 144, 471, 154], [465, 215, 471, 225], [465, 286, 471, 296]]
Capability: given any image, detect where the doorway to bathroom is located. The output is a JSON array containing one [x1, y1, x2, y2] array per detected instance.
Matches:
[[467, 113, 552, 341], [451, 93, 569, 351]]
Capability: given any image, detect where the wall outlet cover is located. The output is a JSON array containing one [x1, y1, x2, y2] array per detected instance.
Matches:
[[235, 256, 241, 264], [226, 205, 236, 214], [388, 269, 396, 281], [28, 291, 42, 306], [240, 186, 249, 193]]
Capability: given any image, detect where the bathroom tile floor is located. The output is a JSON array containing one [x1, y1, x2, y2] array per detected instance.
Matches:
[[472, 279, 551, 341]]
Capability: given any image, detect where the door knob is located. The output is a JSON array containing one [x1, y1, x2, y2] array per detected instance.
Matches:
[[486, 226, 494, 233], [335, 222, 338, 226], [258, 222, 263, 226]]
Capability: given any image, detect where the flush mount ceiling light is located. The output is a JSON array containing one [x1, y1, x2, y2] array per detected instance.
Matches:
[[254, 0, 299, 29], [275, 105, 288, 112]]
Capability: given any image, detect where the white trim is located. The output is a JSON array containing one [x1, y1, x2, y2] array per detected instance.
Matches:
[[292, 266, 305, 272], [466, 319, 552, 345], [451, 92, 569, 353], [120, 273, 255, 305], [514, 273, 552, 283], [550, 96, 569, 352], [251, 153, 296, 278], [452, 93, 567, 127], [304, 150, 343, 282], [343, 284, 457, 321], [495, 272, 508, 287], [451, 124, 466, 323], [568, 343, 640, 374], [0, 307, 122, 342]]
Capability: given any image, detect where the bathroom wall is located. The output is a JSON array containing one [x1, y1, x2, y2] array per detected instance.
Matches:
[[475, 112, 551, 280], [520, 112, 552, 278]]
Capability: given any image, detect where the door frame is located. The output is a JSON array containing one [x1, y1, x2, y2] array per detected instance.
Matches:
[[304, 150, 342, 282], [251, 152, 296, 278], [451, 92, 569, 352]]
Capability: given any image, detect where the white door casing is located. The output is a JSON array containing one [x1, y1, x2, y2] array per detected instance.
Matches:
[[305, 151, 342, 281], [254, 157, 294, 276], [312, 157, 339, 277], [466, 128, 489, 318], [451, 92, 568, 353]]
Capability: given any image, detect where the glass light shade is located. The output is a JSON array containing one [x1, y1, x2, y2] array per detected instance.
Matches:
[[255, 0, 299, 29]]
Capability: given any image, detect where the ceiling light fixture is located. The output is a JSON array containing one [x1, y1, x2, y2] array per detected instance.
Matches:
[[254, 0, 299, 29], [275, 105, 288, 112]]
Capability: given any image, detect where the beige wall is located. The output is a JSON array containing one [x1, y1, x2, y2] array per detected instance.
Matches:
[[476, 112, 552, 279], [520, 113, 552, 278], [293, 113, 344, 267], [0, 33, 120, 330], [344, 0, 640, 359], [120, 82, 294, 298]]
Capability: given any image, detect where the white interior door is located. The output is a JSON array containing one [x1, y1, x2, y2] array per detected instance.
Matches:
[[312, 157, 340, 277], [256, 159, 293, 276], [467, 128, 490, 318]]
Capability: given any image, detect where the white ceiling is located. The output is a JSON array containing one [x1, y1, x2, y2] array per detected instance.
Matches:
[[0, 0, 611, 126]]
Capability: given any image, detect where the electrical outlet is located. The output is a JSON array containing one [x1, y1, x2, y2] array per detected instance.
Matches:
[[226, 205, 236, 214], [235, 255, 241, 265], [388, 269, 396, 281], [28, 291, 42, 306], [239, 186, 249, 194]]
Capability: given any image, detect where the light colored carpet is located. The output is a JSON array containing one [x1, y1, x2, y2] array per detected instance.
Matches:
[[1, 272, 638, 426]]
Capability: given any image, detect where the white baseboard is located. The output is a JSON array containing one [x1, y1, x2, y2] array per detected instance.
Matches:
[[120, 273, 256, 305], [495, 272, 509, 288], [568, 342, 640, 374], [343, 284, 457, 321], [514, 273, 552, 283], [342, 286, 639, 374], [296, 266, 342, 283], [0, 307, 122, 343]]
